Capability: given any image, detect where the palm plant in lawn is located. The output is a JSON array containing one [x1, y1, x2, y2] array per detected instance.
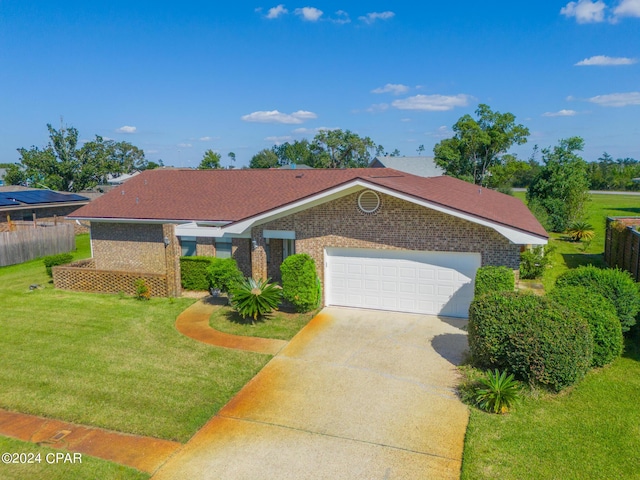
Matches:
[[474, 369, 521, 414], [566, 221, 595, 243], [230, 277, 282, 322]]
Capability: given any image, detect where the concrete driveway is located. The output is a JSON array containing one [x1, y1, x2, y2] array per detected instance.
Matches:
[[152, 307, 470, 480]]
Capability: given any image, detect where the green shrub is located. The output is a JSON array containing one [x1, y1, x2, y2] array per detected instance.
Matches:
[[43, 253, 74, 277], [206, 258, 243, 294], [474, 266, 515, 297], [556, 266, 640, 332], [134, 279, 150, 300], [280, 253, 320, 312], [230, 277, 282, 322], [468, 292, 592, 392], [519, 245, 553, 280], [549, 286, 623, 367], [180, 256, 215, 291], [474, 369, 521, 414]]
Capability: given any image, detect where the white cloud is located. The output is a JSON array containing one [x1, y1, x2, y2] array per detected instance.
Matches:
[[587, 91, 640, 106], [365, 103, 390, 113], [265, 136, 293, 145], [575, 55, 637, 65], [177, 143, 193, 148], [560, 0, 606, 23], [199, 136, 213, 141], [359, 11, 395, 24], [332, 10, 351, 24], [614, 0, 640, 17], [266, 4, 288, 19], [241, 110, 318, 124], [425, 125, 453, 138], [295, 7, 323, 21], [371, 83, 409, 95], [391, 94, 471, 111], [115, 125, 136, 133], [542, 109, 578, 117]]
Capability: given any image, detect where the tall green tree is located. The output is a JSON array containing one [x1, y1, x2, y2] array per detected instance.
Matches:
[[250, 149, 279, 169], [310, 129, 377, 168], [7, 124, 147, 192], [433, 104, 529, 185], [272, 139, 314, 166], [527, 137, 590, 232], [198, 149, 222, 169]]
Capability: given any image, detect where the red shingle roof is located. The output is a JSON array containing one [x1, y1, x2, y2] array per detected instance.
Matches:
[[69, 168, 547, 239]]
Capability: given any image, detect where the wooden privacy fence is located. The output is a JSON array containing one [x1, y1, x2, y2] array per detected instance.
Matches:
[[605, 217, 640, 282], [0, 224, 75, 267]]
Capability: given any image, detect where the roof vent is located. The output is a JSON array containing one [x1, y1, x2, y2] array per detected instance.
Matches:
[[358, 190, 381, 214]]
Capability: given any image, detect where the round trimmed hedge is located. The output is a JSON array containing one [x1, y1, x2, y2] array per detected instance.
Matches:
[[555, 266, 640, 333], [468, 291, 593, 392], [549, 286, 623, 367], [280, 253, 319, 313], [474, 266, 515, 297]]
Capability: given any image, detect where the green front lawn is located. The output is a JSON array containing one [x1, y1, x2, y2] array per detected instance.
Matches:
[[461, 344, 640, 480], [209, 303, 316, 340], [0, 236, 270, 443]]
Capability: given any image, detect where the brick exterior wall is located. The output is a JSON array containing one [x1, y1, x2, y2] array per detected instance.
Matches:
[[91, 222, 167, 273], [249, 191, 521, 288]]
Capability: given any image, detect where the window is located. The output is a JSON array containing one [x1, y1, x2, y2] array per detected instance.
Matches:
[[283, 239, 295, 259], [215, 239, 233, 259], [181, 236, 197, 256]]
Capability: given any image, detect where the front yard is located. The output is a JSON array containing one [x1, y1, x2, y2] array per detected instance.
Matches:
[[461, 192, 640, 479], [0, 235, 280, 478]]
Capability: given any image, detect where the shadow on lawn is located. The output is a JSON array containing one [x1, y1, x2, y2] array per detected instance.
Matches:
[[561, 253, 606, 269], [613, 207, 640, 215]]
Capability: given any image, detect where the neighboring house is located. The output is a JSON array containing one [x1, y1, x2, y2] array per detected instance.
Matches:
[[65, 168, 547, 317], [369, 156, 444, 177], [0, 168, 6, 186], [107, 171, 141, 185], [0, 186, 90, 232]]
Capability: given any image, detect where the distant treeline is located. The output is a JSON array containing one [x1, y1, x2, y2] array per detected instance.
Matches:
[[510, 153, 640, 192]]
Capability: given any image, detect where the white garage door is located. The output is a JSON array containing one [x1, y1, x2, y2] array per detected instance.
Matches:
[[325, 248, 480, 318]]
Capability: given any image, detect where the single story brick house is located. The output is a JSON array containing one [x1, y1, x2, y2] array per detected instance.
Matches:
[[63, 168, 547, 317]]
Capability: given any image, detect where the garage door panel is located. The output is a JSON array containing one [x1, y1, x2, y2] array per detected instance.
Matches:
[[326, 248, 480, 318]]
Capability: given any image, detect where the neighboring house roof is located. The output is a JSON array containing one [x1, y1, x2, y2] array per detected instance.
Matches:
[[276, 164, 314, 169], [0, 189, 90, 212], [107, 171, 142, 184], [69, 168, 548, 244], [369, 156, 444, 178]]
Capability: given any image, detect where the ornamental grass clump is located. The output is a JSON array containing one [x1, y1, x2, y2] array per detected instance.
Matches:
[[474, 369, 521, 414], [230, 277, 282, 322]]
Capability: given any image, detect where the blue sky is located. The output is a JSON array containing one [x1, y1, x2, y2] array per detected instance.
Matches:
[[1, 1, 639, 168]]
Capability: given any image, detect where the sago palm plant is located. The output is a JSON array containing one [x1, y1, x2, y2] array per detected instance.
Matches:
[[474, 369, 520, 414], [566, 221, 595, 243], [230, 277, 282, 322]]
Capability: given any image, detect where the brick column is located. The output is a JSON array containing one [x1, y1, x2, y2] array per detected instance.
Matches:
[[250, 234, 268, 281], [163, 224, 181, 297]]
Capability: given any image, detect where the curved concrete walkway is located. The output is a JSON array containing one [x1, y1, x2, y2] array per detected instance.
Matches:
[[0, 409, 181, 474], [175, 297, 288, 355]]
